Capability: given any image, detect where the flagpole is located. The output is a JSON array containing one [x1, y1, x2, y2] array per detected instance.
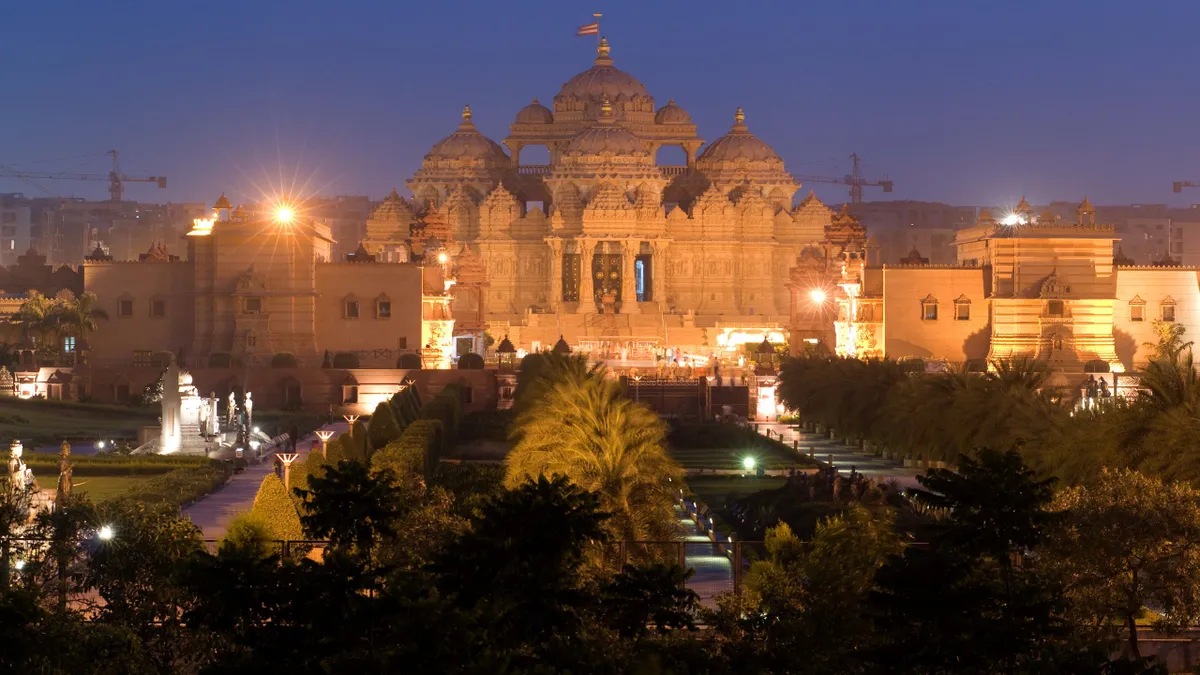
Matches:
[[594, 12, 602, 48]]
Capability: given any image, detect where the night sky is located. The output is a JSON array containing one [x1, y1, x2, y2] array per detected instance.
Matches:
[[2, 0, 1198, 209]]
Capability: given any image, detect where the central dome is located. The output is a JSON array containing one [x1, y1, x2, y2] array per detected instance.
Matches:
[[555, 38, 652, 106]]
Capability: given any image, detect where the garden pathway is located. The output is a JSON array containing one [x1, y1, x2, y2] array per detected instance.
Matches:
[[182, 423, 347, 539], [676, 506, 734, 607], [755, 422, 923, 490]]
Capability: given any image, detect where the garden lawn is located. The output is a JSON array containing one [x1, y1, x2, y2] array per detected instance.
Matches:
[[0, 397, 157, 447], [69, 475, 161, 501], [666, 422, 821, 471], [685, 475, 787, 511]]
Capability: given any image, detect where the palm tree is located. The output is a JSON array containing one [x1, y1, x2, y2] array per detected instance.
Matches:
[[57, 292, 108, 364], [506, 364, 683, 547], [12, 290, 60, 360]]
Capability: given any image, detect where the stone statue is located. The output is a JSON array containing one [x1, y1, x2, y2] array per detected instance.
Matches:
[[227, 392, 237, 426], [244, 392, 254, 426], [7, 440, 33, 494], [56, 441, 73, 500]]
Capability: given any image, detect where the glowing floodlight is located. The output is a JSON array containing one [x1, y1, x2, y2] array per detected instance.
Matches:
[[275, 206, 295, 224], [742, 456, 756, 471], [97, 525, 115, 541], [810, 289, 827, 304], [1001, 213, 1022, 226], [437, 252, 449, 264]]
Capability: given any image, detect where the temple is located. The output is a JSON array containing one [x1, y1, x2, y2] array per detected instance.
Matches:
[[361, 38, 858, 365]]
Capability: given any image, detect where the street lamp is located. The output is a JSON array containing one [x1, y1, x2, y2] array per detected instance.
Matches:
[[631, 374, 641, 403], [97, 525, 115, 541], [343, 414, 360, 437], [314, 430, 335, 458], [276, 452, 299, 489]]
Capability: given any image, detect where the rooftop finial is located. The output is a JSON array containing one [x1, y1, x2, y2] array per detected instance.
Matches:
[[600, 96, 614, 118], [462, 104, 472, 122], [734, 107, 745, 125], [597, 36, 610, 59]]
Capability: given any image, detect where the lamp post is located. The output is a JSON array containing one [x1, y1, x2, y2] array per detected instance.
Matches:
[[276, 452, 299, 489], [314, 430, 335, 458], [343, 414, 360, 437], [631, 374, 641, 403]]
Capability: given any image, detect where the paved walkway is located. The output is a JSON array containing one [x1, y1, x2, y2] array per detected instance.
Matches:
[[182, 423, 346, 539], [676, 505, 734, 607], [755, 422, 924, 490]]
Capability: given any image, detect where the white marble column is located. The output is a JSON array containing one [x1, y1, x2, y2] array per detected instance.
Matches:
[[577, 238, 596, 314], [620, 239, 640, 314]]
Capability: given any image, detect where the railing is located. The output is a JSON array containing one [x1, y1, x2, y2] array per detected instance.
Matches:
[[659, 165, 690, 177], [516, 165, 551, 176]]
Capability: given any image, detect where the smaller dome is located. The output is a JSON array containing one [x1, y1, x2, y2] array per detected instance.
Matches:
[[515, 98, 553, 124], [371, 189, 413, 221], [654, 98, 691, 125], [565, 96, 647, 156], [697, 108, 781, 164], [213, 192, 232, 210], [425, 105, 510, 163]]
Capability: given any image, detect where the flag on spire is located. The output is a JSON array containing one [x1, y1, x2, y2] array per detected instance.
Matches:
[[576, 21, 599, 36]]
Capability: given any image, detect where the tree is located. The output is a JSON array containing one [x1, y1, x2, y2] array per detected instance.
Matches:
[[506, 361, 683, 544], [12, 290, 59, 359], [84, 499, 203, 672], [433, 475, 611, 655], [34, 491, 96, 610], [599, 563, 698, 638], [223, 512, 276, 558], [295, 460, 408, 559], [1144, 320, 1193, 363], [1045, 469, 1200, 658], [869, 448, 1073, 675], [58, 290, 109, 344]]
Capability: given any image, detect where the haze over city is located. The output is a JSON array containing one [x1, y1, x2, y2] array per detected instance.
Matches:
[[3, 0, 1199, 207]]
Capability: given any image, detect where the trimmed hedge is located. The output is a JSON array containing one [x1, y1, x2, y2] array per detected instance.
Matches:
[[371, 419, 441, 481], [24, 453, 212, 470], [367, 400, 404, 453], [418, 383, 463, 456], [251, 473, 304, 541], [121, 463, 234, 507]]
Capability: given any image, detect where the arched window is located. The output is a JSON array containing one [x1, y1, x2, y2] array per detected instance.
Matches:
[[954, 295, 971, 321], [343, 295, 360, 320], [1128, 295, 1146, 322], [1161, 296, 1177, 323], [920, 295, 938, 321]]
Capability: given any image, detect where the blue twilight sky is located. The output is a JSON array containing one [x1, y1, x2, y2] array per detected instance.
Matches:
[[1, 0, 1199, 209]]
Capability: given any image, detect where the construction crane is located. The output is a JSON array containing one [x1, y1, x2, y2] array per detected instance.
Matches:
[[1174, 181, 1199, 193], [0, 149, 166, 202], [795, 153, 893, 204]]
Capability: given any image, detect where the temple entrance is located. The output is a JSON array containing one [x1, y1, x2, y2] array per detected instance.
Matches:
[[593, 253, 622, 304], [562, 253, 581, 302]]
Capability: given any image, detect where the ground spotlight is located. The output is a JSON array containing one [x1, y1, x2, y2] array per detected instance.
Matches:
[[97, 525, 115, 541], [742, 456, 756, 471]]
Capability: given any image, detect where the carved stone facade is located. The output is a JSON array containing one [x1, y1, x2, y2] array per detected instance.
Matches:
[[361, 38, 864, 364]]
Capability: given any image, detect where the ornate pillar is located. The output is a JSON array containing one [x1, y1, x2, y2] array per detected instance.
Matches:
[[548, 238, 564, 312], [651, 240, 669, 306], [620, 239, 640, 314], [577, 238, 596, 314]]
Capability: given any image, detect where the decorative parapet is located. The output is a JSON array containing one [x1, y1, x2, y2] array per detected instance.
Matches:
[[882, 263, 983, 270]]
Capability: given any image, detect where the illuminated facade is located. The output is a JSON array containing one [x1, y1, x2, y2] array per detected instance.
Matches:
[[82, 197, 454, 370], [361, 38, 866, 367], [802, 198, 1200, 386]]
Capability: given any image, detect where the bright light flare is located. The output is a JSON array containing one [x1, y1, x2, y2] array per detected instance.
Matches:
[[97, 525, 115, 541], [809, 289, 827, 304], [437, 252, 449, 264], [275, 206, 295, 224], [1001, 213, 1023, 226], [742, 456, 756, 471]]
